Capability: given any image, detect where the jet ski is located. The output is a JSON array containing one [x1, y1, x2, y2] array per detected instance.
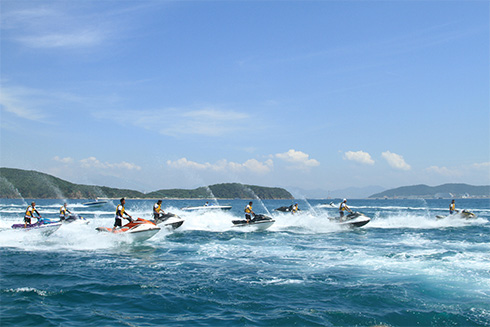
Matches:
[[153, 212, 184, 229], [317, 202, 335, 208], [62, 213, 89, 224], [11, 218, 62, 236], [232, 214, 275, 231], [96, 218, 161, 242], [41, 213, 89, 225], [329, 212, 371, 228], [181, 205, 232, 211], [274, 205, 300, 213], [436, 210, 477, 220]]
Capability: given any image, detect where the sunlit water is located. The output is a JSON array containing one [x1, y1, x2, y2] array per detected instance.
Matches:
[[1, 198, 489, 326]]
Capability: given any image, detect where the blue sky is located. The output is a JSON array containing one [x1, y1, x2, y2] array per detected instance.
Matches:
[[1, 0, 489, 194]]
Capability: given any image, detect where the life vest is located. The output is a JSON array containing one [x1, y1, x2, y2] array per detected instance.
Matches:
[[244, 205, 253, 213], [116, 204, 125, 217], [450, 203, 455, 211], [60, 206, 67, 216], [340, 203, 347, 211], [25, 206, 34, 217], [154, 203, 161, 214]]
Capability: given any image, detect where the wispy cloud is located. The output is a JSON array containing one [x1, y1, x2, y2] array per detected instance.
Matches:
[[0, 2, 148, 50], [167, 158, 273, 174], [343, 150, 374, 165], [0, 83, 83, 123], [382, 151, 411, 171], [95, 107, 250, 137]]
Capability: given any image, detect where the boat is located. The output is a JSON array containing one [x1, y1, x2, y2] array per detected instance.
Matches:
[[232, 214, 275, 231], [181, 204, 232, 211], [82, 199, 109, 207], [329, 212, 371, 228], [11, 218, 62, 236], [153, 213, 185, 229], [95, 218, 161, 242], [436, 210, 477, 220]]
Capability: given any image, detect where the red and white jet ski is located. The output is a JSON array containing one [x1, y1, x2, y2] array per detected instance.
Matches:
[[96, 218, 160, 242]]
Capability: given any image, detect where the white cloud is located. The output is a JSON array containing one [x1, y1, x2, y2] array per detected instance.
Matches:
[[53, 156, 74, 164], [80, 157, 141, 170], [343, 150, 374, 165], [426, 166, 462, 177], [167, 158, 273, 174], [472, 162, 490, 169], [381, 151, 411, 170], [275, 149, 320, 169]]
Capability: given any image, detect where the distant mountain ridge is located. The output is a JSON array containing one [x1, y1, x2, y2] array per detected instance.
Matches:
[[0, 168, 293, 199], [369, 183, 489, 199]]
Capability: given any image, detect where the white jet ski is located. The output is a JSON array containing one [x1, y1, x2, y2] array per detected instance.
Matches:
[[329, 212, 371, 228], [317, 202, 335, 208], [96, 218, 161, 242], [181, 204, 232, 211], [232, 214, 275, 231], [436, 210, 477, 220], [153, 212, 185, 229]]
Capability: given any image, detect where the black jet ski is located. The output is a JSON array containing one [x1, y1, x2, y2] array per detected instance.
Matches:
[[330, 212, 371, 228], [274, 205, 300, 212], [153, 212, 184, 229], [232, 214, 275, 230]]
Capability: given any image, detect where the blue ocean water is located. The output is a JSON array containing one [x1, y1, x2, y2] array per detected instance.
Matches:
[[1, 198, 489, 326]]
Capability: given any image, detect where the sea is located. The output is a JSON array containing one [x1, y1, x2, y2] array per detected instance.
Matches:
[[0, 198, 489, 326]]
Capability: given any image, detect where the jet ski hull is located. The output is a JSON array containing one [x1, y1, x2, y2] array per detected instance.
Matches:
[[96, 218, 161, 241], [232, 214, 275, 230], [11, 220, 62, 235], [331, 212, 371, 228], [154, 213, 184, 230], [436, 210, 477, 220]]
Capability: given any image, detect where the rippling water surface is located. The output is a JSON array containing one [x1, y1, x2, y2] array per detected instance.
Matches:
[[1, 198, 489, 326]]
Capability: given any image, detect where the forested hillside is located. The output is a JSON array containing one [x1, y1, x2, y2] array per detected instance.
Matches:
[[0, 168, 293, 199]]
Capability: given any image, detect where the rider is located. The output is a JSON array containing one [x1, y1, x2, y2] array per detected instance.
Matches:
[[244, 201, 255, 223], [449, 199, 457, 215], [153, 200, 165, 219], [291, 203, 299, 214], [24, 202, 41, 227], [114, 198, 132, 229], [59, 203, 71, 221], [339, 199, 352, 218]]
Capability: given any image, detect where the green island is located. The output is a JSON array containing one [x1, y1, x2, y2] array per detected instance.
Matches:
[[0, 168, 293, 200]]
